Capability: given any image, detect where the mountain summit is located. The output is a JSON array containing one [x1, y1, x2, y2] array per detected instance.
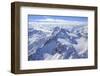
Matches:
[[28, 25, 88, 60]]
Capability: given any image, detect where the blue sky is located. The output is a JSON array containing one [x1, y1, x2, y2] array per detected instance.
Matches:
[[28, 15, 88, 22]]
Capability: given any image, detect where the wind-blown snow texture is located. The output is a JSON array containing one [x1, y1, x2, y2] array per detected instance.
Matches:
[[28, 15, 88, 61]]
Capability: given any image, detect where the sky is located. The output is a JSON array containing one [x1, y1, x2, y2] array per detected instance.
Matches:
[[28, 15, 88, 23]]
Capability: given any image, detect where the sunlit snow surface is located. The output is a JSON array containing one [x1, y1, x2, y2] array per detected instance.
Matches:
[[28, 15, 88, 61]]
